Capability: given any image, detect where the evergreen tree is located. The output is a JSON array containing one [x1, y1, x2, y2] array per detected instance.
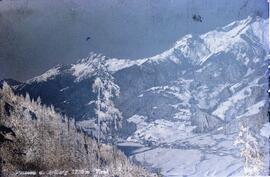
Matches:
[[234, 123, 267, 176], [91, 54, 123, 167]]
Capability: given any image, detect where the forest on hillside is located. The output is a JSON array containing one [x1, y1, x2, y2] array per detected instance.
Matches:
[[0, 83, 155, 177]]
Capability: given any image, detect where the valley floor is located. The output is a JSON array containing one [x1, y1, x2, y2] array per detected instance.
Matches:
[[119, 117, 244, 177], [132, 134, 242, 177]]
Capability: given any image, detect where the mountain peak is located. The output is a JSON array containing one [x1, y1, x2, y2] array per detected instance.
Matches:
[[27, 65, 62, 83], [70, 52, 107, 82], [138, 16, 267, 66]]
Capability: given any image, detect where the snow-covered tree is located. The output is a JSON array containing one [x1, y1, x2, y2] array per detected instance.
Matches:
[[234, 123, 267, 176], [91, 54, 123, 168], [91, 54, 123, 142]]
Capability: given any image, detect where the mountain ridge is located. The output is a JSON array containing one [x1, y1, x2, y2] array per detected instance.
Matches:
[[1, 16, 268, 131], [17, 16, 268, 86]]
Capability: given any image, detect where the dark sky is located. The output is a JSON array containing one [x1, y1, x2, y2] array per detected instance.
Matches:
[[0, 0, 268, 81]]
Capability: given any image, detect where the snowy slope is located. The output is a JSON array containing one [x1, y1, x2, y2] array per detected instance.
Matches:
[[27, 66, 61, 83]]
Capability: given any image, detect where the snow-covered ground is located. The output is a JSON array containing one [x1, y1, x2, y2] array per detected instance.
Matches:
[[134, 147, 242, 177], [127, 127, 243, 177], [125, 115, 244, 177], [260, 123, 270, 138], [127, 115, 196, 145]]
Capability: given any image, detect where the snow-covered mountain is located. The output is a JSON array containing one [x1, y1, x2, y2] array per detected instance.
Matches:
[[3, 16, 269, 176]]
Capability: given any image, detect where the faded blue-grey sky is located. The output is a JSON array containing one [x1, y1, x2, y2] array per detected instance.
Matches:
[[0, 0, 268, 81]]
